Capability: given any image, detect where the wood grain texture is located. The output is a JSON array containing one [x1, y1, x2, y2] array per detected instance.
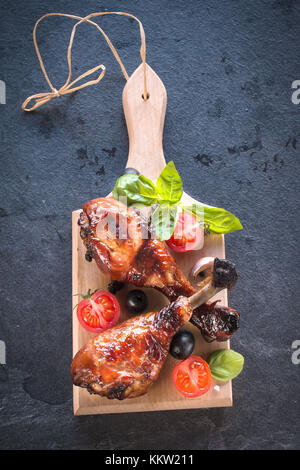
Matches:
[[123, 64, 167, 179], [72, 64, 232, 415]]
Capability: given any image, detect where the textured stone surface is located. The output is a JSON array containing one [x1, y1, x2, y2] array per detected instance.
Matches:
[[0, 0, 300, 450]]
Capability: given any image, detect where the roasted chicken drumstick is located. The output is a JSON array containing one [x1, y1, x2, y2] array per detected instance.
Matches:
[[78, 197, 239, 341], [71, 296, 192, 400], [71, 258, 230, 400]]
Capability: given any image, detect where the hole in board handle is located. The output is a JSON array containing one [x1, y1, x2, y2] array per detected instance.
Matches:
[[142, 93, 150, 100]]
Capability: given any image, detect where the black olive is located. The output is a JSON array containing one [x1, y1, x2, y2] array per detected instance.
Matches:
[[122, 167, 140, 175], [108, 281, 125, 294], [126, 289, 148, 314], [169, 329, 195, 360]]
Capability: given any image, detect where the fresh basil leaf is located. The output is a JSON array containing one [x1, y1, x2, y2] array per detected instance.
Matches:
[[202, 205, 243, 234], [182, 203, 243, 234], [138, 174, 159, 200], [156, 161, 183, 204], [151, 204, 178, 241], [207, 349, 244, 382], [112, 174, 158, 206]]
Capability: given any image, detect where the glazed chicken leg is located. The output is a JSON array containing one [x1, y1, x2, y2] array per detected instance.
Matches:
[[71, 296, 192, 399], [71, 261, 226, 400], [78, 197, 239, 341]]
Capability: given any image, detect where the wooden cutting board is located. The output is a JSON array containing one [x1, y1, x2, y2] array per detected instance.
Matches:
[[72, 64, 232, 415]]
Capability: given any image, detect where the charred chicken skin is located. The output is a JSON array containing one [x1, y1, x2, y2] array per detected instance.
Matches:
[[191, 301, 240, 343]]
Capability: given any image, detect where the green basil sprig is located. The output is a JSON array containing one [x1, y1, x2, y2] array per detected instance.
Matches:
[[113, 162, 182, 240], [112, 161, 243, 240], [113, 161, 182, 206], [207, 349, 244, 382]]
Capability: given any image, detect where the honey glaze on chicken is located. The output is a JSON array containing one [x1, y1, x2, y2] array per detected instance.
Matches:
[[71, 244, 237, 400], [78, 197, 195, 300], [78, 197, 239, 342], [71, 296, 192, 400]]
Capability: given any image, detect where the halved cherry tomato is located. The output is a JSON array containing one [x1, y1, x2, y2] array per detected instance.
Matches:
[[172, 355, 212, 397], [76, 290, 120, 333], [166, 212, 203, 253]]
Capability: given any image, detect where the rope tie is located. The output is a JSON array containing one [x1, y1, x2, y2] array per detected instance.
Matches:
[[22, 12, 148, 112]]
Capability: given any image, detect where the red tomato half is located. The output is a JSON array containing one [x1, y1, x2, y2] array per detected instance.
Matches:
[[166, 212, 203, 253], [77, 290, 120, 333], [172, 355, 212, 398]]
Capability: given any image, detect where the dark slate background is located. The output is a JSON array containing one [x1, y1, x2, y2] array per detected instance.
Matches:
[[0, 0, 299, 450]]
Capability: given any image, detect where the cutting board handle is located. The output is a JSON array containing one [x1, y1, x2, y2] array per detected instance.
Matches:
[[122, 63, 167, 180]]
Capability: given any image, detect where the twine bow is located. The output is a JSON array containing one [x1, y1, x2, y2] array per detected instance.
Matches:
[[22, 12, 148, 112]]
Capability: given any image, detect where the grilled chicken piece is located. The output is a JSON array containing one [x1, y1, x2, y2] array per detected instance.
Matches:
[[71, 296, 192, 400], [71, 262, 225, 400], [78, 197, 195, 300], [78, 197, 239, 341]]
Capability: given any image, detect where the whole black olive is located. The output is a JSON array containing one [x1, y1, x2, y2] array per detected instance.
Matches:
[[126, 289, 148, 314], [169, 329, 195, 360], [122, 167, 140, 175]]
